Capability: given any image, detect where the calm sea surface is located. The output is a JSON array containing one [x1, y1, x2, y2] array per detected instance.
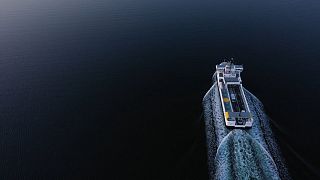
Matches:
[[1, 0, 320, 179]]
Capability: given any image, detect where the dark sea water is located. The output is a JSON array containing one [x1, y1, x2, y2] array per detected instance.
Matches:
[[1, 0, 320, 179]]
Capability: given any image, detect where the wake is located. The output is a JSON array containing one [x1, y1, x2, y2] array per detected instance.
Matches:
[[203, 84, 290, 179]]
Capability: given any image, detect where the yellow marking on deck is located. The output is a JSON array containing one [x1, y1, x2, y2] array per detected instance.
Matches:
[[225, 112, 229, 119], [223, 98, 230, 102]]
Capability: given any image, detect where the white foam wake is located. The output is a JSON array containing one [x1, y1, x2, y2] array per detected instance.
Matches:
[[203, 84, 290, 179]]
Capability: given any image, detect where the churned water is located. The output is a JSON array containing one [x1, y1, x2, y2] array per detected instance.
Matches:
[[203, 83, 289, 179]]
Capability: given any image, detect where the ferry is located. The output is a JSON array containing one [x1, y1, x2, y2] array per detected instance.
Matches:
[[215, 62, 253, 127]]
